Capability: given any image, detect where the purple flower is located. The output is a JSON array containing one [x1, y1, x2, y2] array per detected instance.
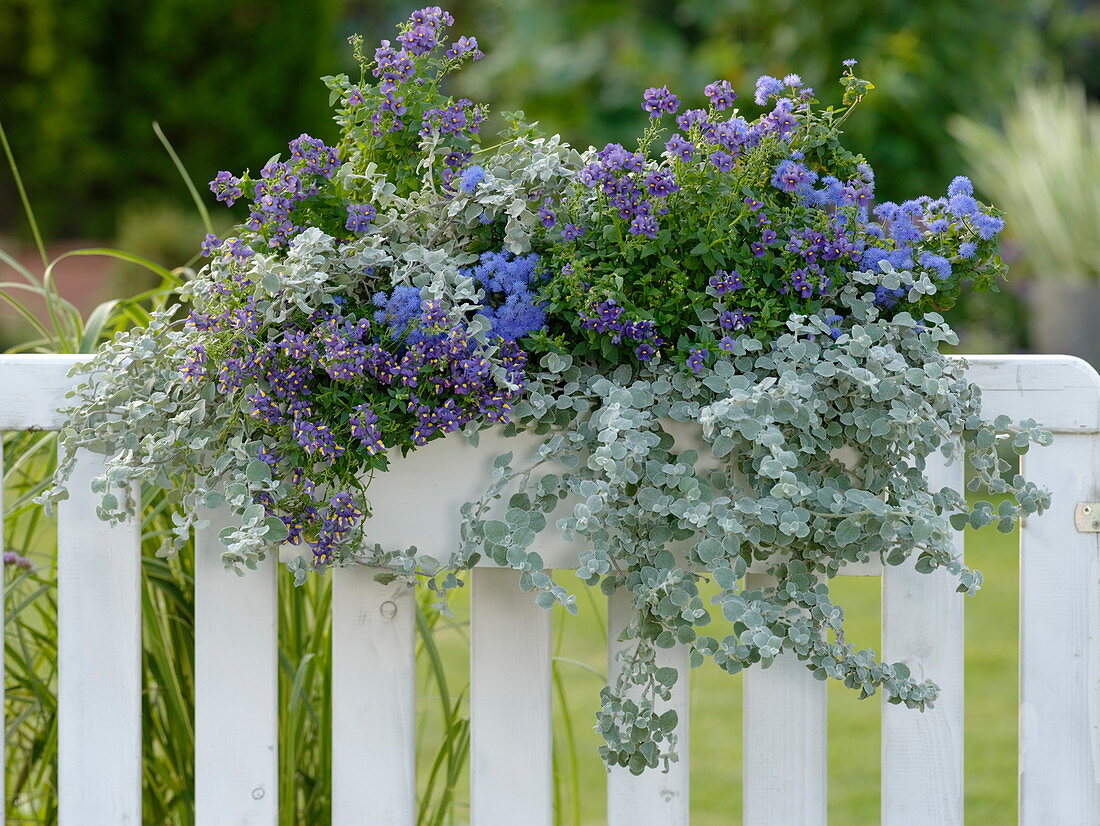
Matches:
[[719, 336, 737, 352], [228, 239, 254, 262], [446, 35, 484, 60], [719, 310, 754, 331], [761, 228, 778, 245], [561, 223, 585, 241], [664, 134, 695, 162], [709, 269, 744, 294], [538, 204, 558, 228], [346, 203, 378, 233], [686, 348, 708, 373], [635, 343, 657, 362], [709, 151, 735, 172], [959, 241, 978, 259], [789, 268, 814, 298], [644, 169, 679, 197], [288, 134, 341, 178], [842, 58, 858, 67], [771, 159, 812, 193], [398, 23, 440, 55], [751, 242, 766, 257], [209, 171, 244, 206], [782, 73, 803, 88], [347, 88, 364, 106], [350, 404, 386, 454], [3, 551, 32, 570], [629, 215, 659, 238], [642, 85, 681, 117], [754, 75, 784, 105], [201, 233, 221, 257], [410, 6, 454, 28], [676, 108, 708, 132], [704, 80, 738, 110]]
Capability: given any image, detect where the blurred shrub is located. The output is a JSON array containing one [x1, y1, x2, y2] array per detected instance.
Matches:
[[953, 82, 1100, 282]]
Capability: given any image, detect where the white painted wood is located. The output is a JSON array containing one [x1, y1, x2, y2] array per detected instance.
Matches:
[[966, 354, 1100, 433], [57, 449, 142, 824], [195, 508, 278, 825], [3, 352, 1100, 823], [881, 448, 965, 825], [742, 572, 827, 826], [5, 352, 1098, 435], [606, 588, 690, 826], [470, 567, 553, 826], [331, 567, 416, 826], [0, 354, 82, 430], [1019, 432, 1100, 824]]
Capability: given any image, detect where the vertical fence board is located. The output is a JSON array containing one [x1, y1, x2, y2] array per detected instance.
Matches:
[[57, 449, 142, 824], [331, 567, 416, 825], [1019, 433, 1100, 824], [470, 567, 553, 826], [743, 572, 827, 826], [606, 588, 690, 826], [881, 449, 965, 825], [195, 509, 278, 825]]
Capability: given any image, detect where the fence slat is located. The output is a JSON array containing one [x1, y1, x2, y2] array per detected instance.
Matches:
[[195, 509, 278, 825], [57, 449, 142, 824], [331, 567, 416, 825], [606, 588, 690, 826], [881, 449, 965, 825], [743, 572, 827, 826], [470, 567, 553, 825], [1019, 432, 1100, 824]]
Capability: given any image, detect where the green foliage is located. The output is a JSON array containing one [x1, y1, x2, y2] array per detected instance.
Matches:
[[466, 276, 1049, 770]]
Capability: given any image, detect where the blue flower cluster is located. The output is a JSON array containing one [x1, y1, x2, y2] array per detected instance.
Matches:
[[465, 251, 548, 341]]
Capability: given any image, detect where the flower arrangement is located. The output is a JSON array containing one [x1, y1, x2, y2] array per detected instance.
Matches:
[[45, 8, 1051, 775]]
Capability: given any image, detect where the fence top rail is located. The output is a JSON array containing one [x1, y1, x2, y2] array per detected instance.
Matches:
[[0, 352, 1098, 433]]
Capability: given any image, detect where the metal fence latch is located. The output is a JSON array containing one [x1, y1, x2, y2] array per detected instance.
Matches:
[[1075, 503, 1100, 532]]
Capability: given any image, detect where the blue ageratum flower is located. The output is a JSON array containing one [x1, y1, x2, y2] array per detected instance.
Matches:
[[465, 251, 548, 341], [460, 164, 486, 194]]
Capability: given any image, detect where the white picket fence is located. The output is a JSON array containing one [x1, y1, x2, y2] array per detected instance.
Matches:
[[2, 353, 1100, 825]]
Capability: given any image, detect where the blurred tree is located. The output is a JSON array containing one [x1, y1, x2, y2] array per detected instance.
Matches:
[[1, 0, 1096, 241], [0, 0, 344, 237]]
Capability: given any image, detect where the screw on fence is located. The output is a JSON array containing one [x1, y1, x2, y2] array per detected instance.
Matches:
[[380, 600, 398, 619], [1074, 502, 1100, 532]]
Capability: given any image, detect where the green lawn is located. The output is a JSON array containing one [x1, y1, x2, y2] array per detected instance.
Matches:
[[418, 520, 1019, 825]]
